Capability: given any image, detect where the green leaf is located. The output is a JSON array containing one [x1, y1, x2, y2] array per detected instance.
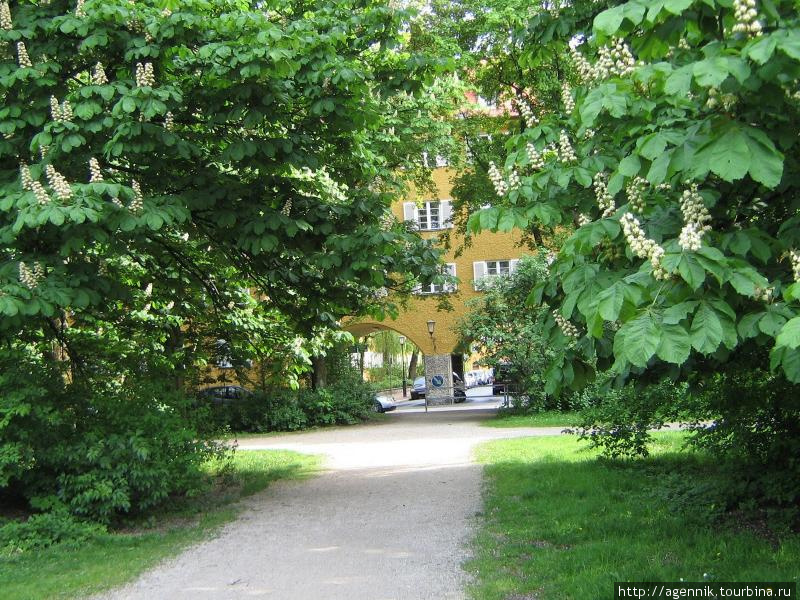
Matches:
[[742, 127, 784, 188], [738, 312, 764, 339], [122, 97, 136, 113], [678, 254, 706, 290], [619, 312, 660, 367], [597, 282, 625, 321], [663, 301, 699, 324], [656, 323, 691, 364], [706, 126, 750, 182], [594, 6, 625, 35], [776, 317, 800, 349], [690, 302, 723, 354], [759, 310, 787, 336], [618, 155, 641, 177], [665, 65, 693, 96], [746, 34, 778, 64], [639, 133, 667, 160]]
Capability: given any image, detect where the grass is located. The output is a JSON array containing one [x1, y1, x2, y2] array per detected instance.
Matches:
[[483, 410, 581, 428], [468, 433, 800, 600], [0, 450, 321, 600]]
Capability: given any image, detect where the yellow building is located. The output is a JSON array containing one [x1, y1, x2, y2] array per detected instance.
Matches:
[[344, 167, 526, 402]]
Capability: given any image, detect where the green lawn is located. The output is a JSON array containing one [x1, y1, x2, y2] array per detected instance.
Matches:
[[0, 450, 320, 600], [483, 410, 581, 428], [468, 434, 800, 600]]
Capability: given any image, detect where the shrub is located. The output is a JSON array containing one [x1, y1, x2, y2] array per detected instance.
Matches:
[[0, 347, 226, 523], [0, 511, 106, 556]]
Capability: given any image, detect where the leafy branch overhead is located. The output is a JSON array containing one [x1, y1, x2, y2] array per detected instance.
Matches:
[[468, 0, 800, 389]]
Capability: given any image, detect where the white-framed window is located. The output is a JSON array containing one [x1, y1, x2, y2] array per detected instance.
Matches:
[[403, 200, 453, 231], [415, 263, 457, 295], [422, 152, 449, 168], [472, 259, 520, 290]]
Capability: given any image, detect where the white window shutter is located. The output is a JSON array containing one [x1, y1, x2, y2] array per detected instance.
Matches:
[[510, 259, 520, 274], [403, 202, 418, 226], [445, 263, 457, 292], [473, 261, 487, 290], [440, 200, 453, 228]]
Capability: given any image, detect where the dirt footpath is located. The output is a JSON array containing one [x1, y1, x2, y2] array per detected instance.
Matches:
[[97, 408, 565, 600]]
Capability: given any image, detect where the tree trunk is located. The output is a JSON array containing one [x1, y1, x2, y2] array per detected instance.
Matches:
[[407, 350, 419, 380], [311, 354, 327, 390]]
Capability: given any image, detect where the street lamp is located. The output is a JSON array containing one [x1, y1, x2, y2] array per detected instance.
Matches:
[[427, 320, 436, 352], [398, 335, 407, 398]]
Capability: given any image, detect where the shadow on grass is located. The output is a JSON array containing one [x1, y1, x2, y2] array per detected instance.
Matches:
[[468, 435, 800, 600]]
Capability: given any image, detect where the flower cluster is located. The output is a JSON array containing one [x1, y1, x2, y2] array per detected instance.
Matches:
[[621, 213, 667, 279], [789, 249, 800, 283], [21, 163, 50, 205], [526, 143, 545, 170], [75, 0, 86, 17], [552, 309, 579, 338], [572, 39, 638, 83], [46, 165, 72, 200], [19, 261, 44, 289], [593, 172, 615, 218], [89, 158, 103, 182], [164, 111, 174, 131], [753, 285, 774, 303], [50, 96, 73, 122], [20, 163, 33, 190], [514, 99, 538, 127], [130, 180, 144, 213], [488, 162, 508, 197], [281, 198, 292, 216], [561, 82, 575, 114], [558, 131, 576, 163], [678, 184, 711, 252], [626, 176, 648, 213], [17, 42, 32, 68], [92, 62, 108, 85], [705, 87, 736, 111], [161, 8, 173, 17], [1, 1, 12, 30], [733, 0, 762, 36], [135, 62, 155, 87], [577, 213, 592, 227]]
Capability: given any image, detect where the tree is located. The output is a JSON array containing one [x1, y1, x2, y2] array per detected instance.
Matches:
[[0, 0, 447, 520]]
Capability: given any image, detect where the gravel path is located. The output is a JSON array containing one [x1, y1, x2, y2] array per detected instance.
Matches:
[[97, 407, 565, 600]]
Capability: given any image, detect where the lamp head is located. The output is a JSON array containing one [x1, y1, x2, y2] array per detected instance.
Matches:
[[427, 320, 436, 336]]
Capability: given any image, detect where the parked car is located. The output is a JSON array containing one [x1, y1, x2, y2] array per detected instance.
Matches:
[[198, 385, 251, 404], [410, 374, 467, 402], [373, 394, 397, 413], [465, 371, 479, 388]]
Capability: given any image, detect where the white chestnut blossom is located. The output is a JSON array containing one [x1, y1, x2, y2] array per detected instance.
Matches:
[[130, 180, 144, 213], [789, 249, 800, 283], [753, 286, 774, 302], [16, 42, 32, 68], [572, 39, 638, 83], [552, 309, 580, 339], [558, 131, 577, 163], [514, 99, 538, 127], [1, 1, 12, 30], [164, 111, 174, 131], [561, 82, 575, 114], [281, 198, 292, 216], [488, 161, 508, 197], [20, 163, 33, 190], [46, 165, 72, 200], [92, 62, 108, 85], [621, 213, 667, 280], [89, 158, 103, 182], [135, 62, 155, 87], [626, 176, 647, 214], [678, 183, 711, 252], [32, 180, 50, 205], [19, 261, 44, 289], [577, 213, 592, 227], [732, 0, 762, 36], [75, 0, 86, 17], [526, 143, 545, 170], [593, 172, 615, 218], [50, 96, 73, 122]]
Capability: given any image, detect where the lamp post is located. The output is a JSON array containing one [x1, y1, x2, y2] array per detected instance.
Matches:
[[427, 320, 436, 352], [398, 335, 407, 398]]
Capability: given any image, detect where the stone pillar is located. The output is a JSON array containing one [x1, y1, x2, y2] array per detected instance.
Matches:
[[424, 354, 453, 406]]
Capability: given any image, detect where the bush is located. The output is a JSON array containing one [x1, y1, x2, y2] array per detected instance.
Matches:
[[0, 511, 106, 556], [208, 374, 374, 433], [0, 348, 226, 524]]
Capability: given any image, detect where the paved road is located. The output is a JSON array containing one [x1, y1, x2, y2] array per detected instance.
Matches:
[[97, 407, 566, 600]]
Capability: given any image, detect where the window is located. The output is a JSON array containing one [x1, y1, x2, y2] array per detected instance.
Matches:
[[415, 263, 457, 294], [403, 200, 453, 231], [472, 259, 520, 290]]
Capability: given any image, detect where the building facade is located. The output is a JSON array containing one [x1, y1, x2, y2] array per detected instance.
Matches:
[[344, 167, 526, 402]]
